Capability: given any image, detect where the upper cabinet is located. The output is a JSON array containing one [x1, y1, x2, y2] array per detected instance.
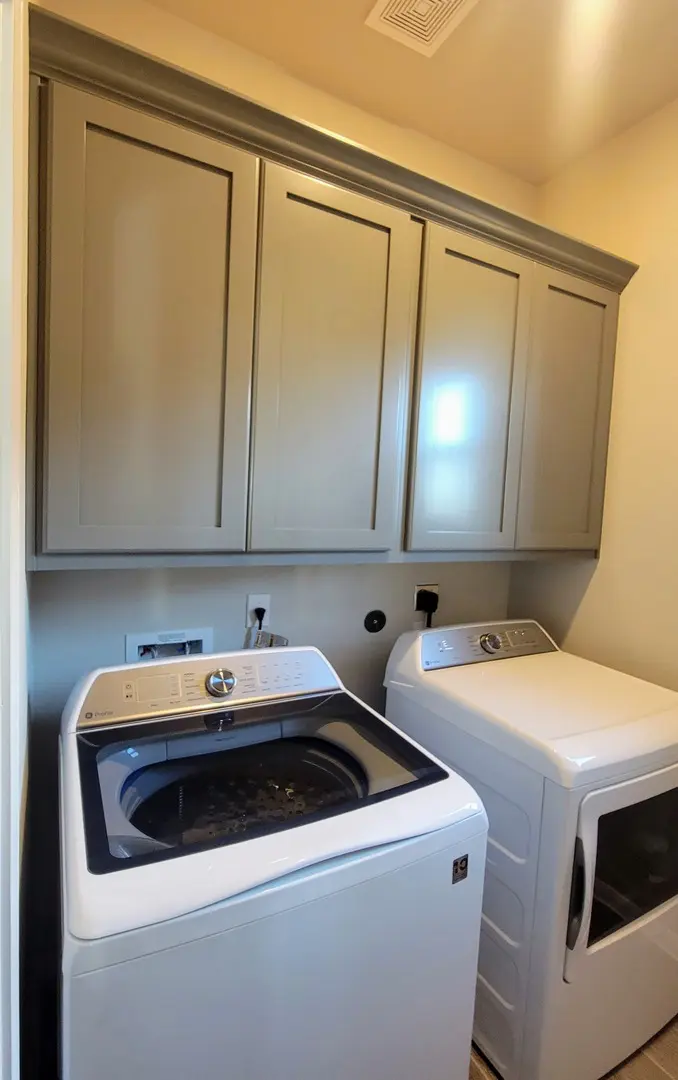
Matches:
[[249, 164, 418, 551], [516, 267, 619, 550], [34, 77, 628, 563], [41, 83, 258, 553], [407, 224, 532, 551]]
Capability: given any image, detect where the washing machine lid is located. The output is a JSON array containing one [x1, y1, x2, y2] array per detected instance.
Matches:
[[62, 648, 486, 938], [385, 622, 678, 787], [78, 688, 451, 875]]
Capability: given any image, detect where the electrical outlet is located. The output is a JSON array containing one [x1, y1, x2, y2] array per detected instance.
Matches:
[[246, 594, 271, 628], [414, 583, 439, 609], [414, 582, 439, 630]]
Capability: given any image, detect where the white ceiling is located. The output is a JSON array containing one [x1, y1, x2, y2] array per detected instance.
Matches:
[[148, 0, 678, 183]]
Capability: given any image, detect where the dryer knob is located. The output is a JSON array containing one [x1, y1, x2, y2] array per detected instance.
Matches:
[[480, 633, 502, 654], [205, 668, 237, 697]]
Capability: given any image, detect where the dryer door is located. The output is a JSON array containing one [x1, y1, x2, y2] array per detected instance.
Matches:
[[564, 760, 678, 987]]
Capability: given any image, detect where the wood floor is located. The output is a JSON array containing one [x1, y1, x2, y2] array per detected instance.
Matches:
[[469, 1017, 678, 1080]]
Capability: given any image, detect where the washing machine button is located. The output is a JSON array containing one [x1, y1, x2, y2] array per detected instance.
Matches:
[[205, 669, 237, 697], [479, 633, 502, 654]]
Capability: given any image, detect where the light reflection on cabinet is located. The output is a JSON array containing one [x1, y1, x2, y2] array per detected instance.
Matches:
[[407, 225, 532, 551]]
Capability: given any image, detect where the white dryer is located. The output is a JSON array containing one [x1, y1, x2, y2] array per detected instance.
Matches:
[[60, 645, 488, 1080], [385, 620, 678, 1080]]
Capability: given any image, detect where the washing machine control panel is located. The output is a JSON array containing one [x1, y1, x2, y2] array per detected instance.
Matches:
[[74, 648, 340, 729], [421, 621, 556, 671]]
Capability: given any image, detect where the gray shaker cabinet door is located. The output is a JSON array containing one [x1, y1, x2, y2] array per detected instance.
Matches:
[[249, 164, 417, 551], [42, 83, 258, 552], [407, 224, 532, 551], [516, 266, 619, 550]]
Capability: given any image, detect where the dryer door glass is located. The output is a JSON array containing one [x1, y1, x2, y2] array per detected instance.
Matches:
[[77, 691, 447, 873], [589, 785, 678, 945]]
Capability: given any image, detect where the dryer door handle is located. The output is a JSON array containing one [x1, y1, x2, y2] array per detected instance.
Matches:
[[566, 836, 586, 950]]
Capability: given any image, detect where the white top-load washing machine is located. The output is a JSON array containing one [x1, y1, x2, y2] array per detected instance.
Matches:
[[61, 645, 488, 1080], [385, 620, 678, 1080]]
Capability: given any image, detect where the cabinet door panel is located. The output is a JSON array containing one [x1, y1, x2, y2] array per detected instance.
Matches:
[[408, 225, 532, 550], [43, 83, 257, 552], [250, 165, 416, 551], [517, 267, 619, 550]]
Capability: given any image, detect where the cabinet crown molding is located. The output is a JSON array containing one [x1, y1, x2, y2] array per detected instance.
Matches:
[[30, 9, 637, 294]]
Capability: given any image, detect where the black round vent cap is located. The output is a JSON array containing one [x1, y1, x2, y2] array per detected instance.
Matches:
[[364, 609, 386, 633]]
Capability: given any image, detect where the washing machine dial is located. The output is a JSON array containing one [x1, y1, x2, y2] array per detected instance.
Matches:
[[205, 668, 237, 697], [479, 633, 502, 655]]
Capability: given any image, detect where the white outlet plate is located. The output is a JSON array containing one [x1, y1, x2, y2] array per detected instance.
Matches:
[[125, 626, 214, 663], [246, 594, 271, 628], [414, 583, 439, 630], [414, 582, 439, 608]]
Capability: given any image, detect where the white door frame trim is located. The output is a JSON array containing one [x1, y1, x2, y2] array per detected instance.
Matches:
[[0, 1, 29, 1077]]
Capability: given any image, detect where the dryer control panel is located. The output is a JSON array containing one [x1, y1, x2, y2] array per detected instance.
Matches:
[[420, 621, 556, 671]]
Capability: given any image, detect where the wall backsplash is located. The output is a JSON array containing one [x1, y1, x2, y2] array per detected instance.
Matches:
[[29, 561, 510, 720]]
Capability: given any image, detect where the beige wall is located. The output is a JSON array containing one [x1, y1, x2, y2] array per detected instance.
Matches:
[[510, 96, 678, 690], [34, 0, 536, 217], [30, 562, 509, 720]]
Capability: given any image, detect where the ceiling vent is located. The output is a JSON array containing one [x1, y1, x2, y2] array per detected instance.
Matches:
[[365, 0, 482, 57]]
